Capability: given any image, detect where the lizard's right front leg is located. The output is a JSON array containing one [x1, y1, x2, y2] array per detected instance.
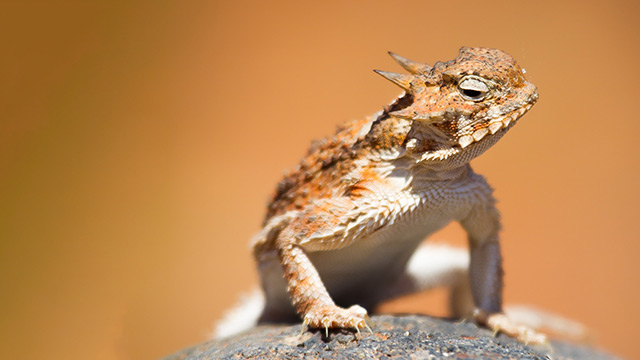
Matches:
[[275, 228, 369, 336]]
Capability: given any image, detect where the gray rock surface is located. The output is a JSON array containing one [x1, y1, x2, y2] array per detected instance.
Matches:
[[163, 315, 620, 360]]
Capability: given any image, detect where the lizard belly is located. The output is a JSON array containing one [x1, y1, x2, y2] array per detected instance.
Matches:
[[309, 198, 458, 306], [306, 171, 489, 306]]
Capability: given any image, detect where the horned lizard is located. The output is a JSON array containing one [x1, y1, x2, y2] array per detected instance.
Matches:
[[219, 47, 545, 343]]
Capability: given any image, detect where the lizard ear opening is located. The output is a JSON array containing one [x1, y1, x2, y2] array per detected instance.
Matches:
[[388, 52, 432, 74]]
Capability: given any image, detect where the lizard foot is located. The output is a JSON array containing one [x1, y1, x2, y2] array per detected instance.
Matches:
[[303, 304, 371, 337], [474, 310, 548, 345]]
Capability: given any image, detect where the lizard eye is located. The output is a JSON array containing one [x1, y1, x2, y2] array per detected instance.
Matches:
[[458, 76, 490, 101]]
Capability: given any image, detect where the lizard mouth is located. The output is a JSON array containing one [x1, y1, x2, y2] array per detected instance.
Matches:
[[456, 101, 535, 149]]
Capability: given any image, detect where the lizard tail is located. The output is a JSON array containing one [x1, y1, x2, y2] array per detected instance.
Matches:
[[211, 287, 265, 339]]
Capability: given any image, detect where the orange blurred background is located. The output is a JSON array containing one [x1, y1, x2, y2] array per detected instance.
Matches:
[[1, 1, 639, 359]]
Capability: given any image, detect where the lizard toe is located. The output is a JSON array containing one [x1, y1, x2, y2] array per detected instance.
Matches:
[[303, 304, 370, 335]]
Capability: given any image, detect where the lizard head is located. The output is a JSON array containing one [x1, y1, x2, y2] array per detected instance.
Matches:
[[375, 47, 538, 161]]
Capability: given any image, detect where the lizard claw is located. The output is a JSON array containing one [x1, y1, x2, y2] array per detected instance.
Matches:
[[364, 314, 374, 333], [303, 304, 369, 336]]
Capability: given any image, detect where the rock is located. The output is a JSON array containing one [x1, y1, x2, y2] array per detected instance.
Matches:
[[163, 315, 621, 360]]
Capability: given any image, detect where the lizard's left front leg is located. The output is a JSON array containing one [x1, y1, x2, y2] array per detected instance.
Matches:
[[460, 181, 547, 344]]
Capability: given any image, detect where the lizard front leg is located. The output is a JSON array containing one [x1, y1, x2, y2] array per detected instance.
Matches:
[[275, 227, 369, 336], [460, 182, 547, 344]]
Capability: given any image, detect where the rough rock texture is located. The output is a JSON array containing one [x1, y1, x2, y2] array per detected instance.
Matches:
[[163, 315, 620, 360]]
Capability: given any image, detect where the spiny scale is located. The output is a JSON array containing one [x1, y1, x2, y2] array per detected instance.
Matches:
[[372, 70, 414, 91], [373, 52, 432, 91], [388, 52, 432, 74]]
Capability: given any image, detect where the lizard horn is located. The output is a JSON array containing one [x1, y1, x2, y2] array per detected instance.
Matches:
[[388, 52, 432, 74], [373, 70, 414, 91]]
